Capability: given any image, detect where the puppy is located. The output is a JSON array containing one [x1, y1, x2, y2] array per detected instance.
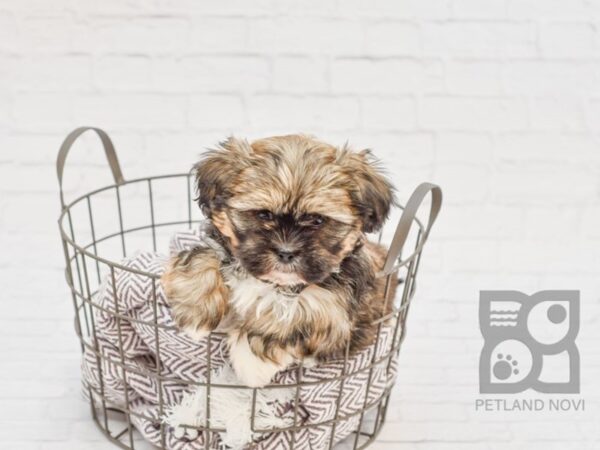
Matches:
[[162, 135, 396, 387]]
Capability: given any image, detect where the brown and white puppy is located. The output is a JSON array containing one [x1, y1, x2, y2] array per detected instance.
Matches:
[[162, 135, 396, 387]]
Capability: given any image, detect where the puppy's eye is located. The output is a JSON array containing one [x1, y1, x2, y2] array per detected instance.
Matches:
[[256, 210, 274, 221], [299, 213, 325, 227]]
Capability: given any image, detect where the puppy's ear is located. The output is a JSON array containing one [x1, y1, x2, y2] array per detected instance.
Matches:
[[195, 137, 252, 217], [348, 149, 395, 233]]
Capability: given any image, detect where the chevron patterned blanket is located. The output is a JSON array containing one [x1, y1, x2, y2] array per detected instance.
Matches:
[[81, 227, 399, 449]]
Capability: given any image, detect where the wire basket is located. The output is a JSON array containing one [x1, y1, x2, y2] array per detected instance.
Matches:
[[57, 127, 442, 450]]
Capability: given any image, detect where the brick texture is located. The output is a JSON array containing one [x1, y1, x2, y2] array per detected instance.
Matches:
[[0, 1, 599, 449]]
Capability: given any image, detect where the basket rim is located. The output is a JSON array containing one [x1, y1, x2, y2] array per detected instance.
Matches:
[[58, 172, 427, 279]]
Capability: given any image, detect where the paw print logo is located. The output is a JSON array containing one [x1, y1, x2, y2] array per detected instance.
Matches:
[[479, 291, 579, 394], [494, 354, 519, 380]]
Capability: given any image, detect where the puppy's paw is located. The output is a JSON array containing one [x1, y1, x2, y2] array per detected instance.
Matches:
[[227, 333, 293, 388], [235, 365, 276, 388], [302, 356, 318, 369], [161, 247, 229, 336], [172, 425, 199, 441], [181, 325, 211, 342]]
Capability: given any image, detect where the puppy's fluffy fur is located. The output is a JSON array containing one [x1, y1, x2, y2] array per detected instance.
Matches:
[[162, 135, 396, 387]]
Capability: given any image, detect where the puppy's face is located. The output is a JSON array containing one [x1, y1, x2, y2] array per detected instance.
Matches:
[[195, 135, 394, 286]]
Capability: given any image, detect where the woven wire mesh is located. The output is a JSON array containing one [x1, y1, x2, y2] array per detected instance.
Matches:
[[57, 128, 440, 450]]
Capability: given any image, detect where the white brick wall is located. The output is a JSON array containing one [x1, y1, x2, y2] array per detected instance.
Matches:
[[1, 1, 599, 449]]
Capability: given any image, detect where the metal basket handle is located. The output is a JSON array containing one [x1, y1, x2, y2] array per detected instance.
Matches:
[[381, 182, 442, 275], [57, 127, 125, 209]]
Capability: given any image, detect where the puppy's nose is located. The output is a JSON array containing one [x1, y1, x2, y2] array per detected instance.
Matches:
[[277, 250, 296, 263]]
